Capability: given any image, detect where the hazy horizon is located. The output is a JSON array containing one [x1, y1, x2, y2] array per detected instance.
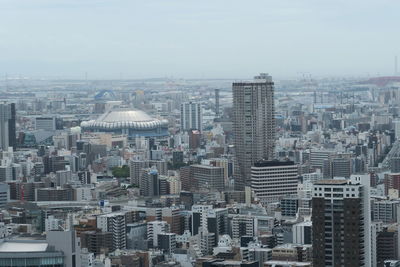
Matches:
[[1, 0, 399, 79]]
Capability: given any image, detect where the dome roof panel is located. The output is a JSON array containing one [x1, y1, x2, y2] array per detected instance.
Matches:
[[81, 108, 166, 130]]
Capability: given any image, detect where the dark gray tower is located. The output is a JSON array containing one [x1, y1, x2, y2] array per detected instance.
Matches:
[[8, 103, 16, 150], [215, 89, 220, 118], [232, 73, 275, 190], [0, 103, 13, 151]]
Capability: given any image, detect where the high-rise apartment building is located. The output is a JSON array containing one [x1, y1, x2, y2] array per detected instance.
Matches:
[[139, 167, 160, 197], [8, 103, 16, 150], [251, 161, 298, 204], [384, 173, 400, 196], [0, 103, 15, 151], [233, 73, 275, 190], [129, 160, 148, 186], [147, 221, 170, 248], [215, 89, 220, 118], [157, 233, 176, 254], [162, 207, 183, 235], [231, 214, 255, 239], [312, 176, 371, 267], [97, 212, 127, 250], [181, 102, 202, 132]]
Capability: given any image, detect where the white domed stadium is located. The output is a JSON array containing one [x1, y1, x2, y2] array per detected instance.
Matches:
[[81, 109, 168, 138]]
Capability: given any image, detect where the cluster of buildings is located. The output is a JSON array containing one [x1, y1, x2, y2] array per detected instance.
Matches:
[[0, 74, 399, 266]]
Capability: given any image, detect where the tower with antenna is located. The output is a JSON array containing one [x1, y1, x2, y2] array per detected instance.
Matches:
[[395, 56, 398, 76]]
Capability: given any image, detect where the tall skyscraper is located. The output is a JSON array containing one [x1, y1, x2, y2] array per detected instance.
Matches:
[[0, 103, 15, 151], [180, 101, 202, 132], [8, 103, 16, 150], [215, 89, 220, 118], [312, 175, 371, 267], [233, 73, 275, 190]]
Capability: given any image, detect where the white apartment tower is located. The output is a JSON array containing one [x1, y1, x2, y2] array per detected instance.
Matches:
[[181, 102, 202, 132], [233, 73, 275, 190]]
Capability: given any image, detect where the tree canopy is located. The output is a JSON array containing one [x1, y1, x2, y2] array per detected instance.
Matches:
[[112, 165, 130, 178]]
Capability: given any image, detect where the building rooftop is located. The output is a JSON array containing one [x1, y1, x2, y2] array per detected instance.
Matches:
[[314, 179, 348, 185], [81, 108, 168, 130], [0, 241, 48, 252], [253, 160, 295, 168]]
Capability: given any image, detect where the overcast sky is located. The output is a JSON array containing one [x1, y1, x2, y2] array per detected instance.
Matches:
[[1, 0, 399, 79]]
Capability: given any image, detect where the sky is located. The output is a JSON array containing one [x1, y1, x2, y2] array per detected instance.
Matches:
[[0, 0, 399, 79]]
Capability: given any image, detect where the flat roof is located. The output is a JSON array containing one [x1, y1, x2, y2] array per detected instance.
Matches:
[[253, 160, 295, 167], [0, 242, 48, 252], [314, 179, 348, 185]]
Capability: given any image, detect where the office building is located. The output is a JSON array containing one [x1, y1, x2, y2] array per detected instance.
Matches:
[[172, 151, 184, 166], [233, 73, 275, 190], [0, 183, 8, 207], [189, 129, 202, 149], [280, 196, 299, 217], [35, 116, 57, 131], [36, 188, 74, 201], [377, 228, 398, 266], [251, 161, 298, 203], [0, 166, 12, 182], [46, 230, 81, 267], [190, 164, 225, 191], [394, 119, 400, 140], [0, 240, 65, 266], [126, 222, 147, 250], [309, 150, 335, 170], [80, 230, 113, 254], [181, 101, 202, 132], [312, 176, 371, 267], [391, 157, 400, 173], [329, 158, 352, 178], [55, 170, 72, 187]]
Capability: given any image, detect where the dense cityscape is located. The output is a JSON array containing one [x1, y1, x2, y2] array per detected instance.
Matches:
[[2, 0, 400, 266], [0, 73, 399, 267]]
